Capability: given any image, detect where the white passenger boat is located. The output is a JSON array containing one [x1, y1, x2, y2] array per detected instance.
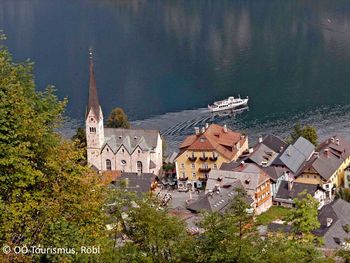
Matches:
[[208, 96, 249, 112]]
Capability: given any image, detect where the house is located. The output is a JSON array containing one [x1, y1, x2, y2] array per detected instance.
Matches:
[[313, 198, 350, 249], [186, 179, 254, 214], [240, 134, 287, 167], [111, 172, 158, 195], [261, 166, 290, 197], [175, 124, 248, 190], [206, 167, 272, 215], [274, 179, 326, 209], [345, 165, 350, 188], [296, 136, 350, 198], [271, 136, 315, 174], [85, 50, 163, 175]]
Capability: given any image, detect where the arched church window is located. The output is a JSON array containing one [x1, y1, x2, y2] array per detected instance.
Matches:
[[106, 159, 111, 170], [137, 161, 143, 174]]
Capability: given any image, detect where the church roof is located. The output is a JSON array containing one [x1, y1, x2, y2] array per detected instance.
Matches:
[[86, 49, 101, 119], [103, 128, 159, 154]]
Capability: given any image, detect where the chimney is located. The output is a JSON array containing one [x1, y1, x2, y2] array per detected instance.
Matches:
[[330, 137, 335, 143], [326, 218, 333, 227], [258, 136, 263, 143], [240, 161, 245, 168], [287, 148, 291, 156], [205, 123, 209, 129], [280, 146, 284, 153], [223, 124, 228, 133], [314, 152, 320, 158], [195, 127, 200, 135], [249, 148, 254, 154], [324, 149, 330, 158], [201, 127, 205, 133], [336, 138, 340, 145]]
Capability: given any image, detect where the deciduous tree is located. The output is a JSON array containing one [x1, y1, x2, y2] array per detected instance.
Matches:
[[107, 107, 130, 129]]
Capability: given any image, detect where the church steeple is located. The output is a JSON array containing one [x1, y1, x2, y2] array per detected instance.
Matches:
[[86, 48, 101, 119]]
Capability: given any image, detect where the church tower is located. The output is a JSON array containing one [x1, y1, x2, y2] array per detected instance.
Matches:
[[86, 49, 104, 170]]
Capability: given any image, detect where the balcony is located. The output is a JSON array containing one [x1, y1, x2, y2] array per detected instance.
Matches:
[[198, 176, 208, 182], [209, 156, 218, 162], [198, 167, 211, 173], [178, 177, 188, 181], [188, 156, 197, 162], [199, 156, 208, 161]]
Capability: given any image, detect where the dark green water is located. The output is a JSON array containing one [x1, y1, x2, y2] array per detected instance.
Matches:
[[1, 0, 350, 149]]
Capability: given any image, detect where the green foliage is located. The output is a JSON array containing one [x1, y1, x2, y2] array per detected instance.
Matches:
[[286, 192, 320, 235], [72, 127, 86, 149], [259, 235, 326, 263], [0, 36, 111, 262], [288, 122, 318, 145], [337, 188, 350, 203], [106, 107, 130, 129], [256, 206, 290, 226], [108, 190, 195, 263], [195, 188, 259, 263]]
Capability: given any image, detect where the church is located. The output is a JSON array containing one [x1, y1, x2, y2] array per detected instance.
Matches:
[[85, 50, 163, 175]]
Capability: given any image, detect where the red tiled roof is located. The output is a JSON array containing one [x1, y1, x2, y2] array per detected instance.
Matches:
[[178, 124, 245, 160]]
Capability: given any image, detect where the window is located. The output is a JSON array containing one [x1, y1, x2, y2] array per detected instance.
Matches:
[[181, 163, 185, 169], [89, 127, 96, 133], [107, 148, 109, 152], [121, 160, 127, 166], [90, 117, 94, 122], [122, 149, 125, 153], [138, 150, 141, 154], [137, 161, 143, 174], [191, 163, 195, 169], [192, 172, 196, 178], [106, 159, 111, 170], [213, 164, 217, 169]]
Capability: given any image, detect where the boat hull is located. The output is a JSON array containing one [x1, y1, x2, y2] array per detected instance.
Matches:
[[208, 98, 248, 112]]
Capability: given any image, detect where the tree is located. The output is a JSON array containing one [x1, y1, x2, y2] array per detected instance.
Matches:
[[108, 191, 195, 263], [260, 235, 326, 263], [289, 122, 318, 145], [285, 192, 320, 236], [337, 188, 350, 203], [0, 34, 112, 262], [195, 188, 260, 263], [72, 127, 86, 149], [107, 107, 130, 129]]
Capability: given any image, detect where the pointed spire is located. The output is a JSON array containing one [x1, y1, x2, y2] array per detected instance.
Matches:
[[86, 48, 101, 119]]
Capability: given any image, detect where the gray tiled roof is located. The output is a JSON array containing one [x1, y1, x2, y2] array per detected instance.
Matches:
[[301, 136, 350, 181], [113, 172, 156, 195], [248, 143, 278, 166], [274, 137, 314, 174], [187, 180, 253, 213], [313, 199, 350, 249], [261, 166, 289, 182], [261, 134, 288, 153], [275, 181, 323, 201], [207, 168, 268, 197], [103, 128, 159, 153]]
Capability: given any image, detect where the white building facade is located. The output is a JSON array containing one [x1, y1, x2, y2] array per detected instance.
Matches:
[[85, 51, 163, 175]]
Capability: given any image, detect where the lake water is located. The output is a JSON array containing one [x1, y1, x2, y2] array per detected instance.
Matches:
[[1, 0, 350, 151]]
